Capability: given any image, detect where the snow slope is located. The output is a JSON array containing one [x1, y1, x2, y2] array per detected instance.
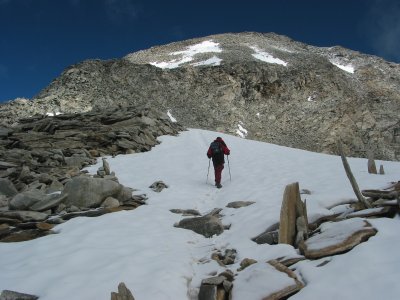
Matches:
[[1, 129, 400, 299]]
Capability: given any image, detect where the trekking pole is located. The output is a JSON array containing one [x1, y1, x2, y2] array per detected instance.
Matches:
[[206, 158, 211, 184], [227, 155, 232, 182]]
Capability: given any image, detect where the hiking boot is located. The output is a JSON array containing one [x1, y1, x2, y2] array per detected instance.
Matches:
[[216, 183, 222, 189]]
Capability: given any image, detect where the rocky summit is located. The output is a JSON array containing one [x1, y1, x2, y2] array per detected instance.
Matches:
[[1, 32, 399, 160]]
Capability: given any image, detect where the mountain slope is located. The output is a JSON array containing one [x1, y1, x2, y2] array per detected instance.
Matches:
[[1, 32, 399, 160], [0, 129, 400, 299]]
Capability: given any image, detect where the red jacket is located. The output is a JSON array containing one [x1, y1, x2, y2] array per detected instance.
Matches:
[[207, 137, 230, 164]]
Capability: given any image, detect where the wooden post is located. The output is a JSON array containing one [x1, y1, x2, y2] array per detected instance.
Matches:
[[337, 141, 372, 208]]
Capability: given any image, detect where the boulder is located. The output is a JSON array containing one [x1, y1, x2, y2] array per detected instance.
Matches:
[[299, 218, 377, 259], [0, 178, 18, 197], [62, 176, 123, 208], [175, 214, 224, 238], [252, 222, 280, 245], [9, 190, 46, 210], [252, 230, 279, 245]]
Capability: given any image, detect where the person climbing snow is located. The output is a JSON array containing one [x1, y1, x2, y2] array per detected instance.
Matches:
[[207, 137, 230, 188]]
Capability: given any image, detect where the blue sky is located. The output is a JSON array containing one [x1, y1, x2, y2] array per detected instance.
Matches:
[[0, 0, 399, 103]]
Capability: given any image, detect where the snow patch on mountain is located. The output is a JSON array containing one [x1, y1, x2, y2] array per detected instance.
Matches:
[[330, 60, 355, 73], [249, 46, 288, 66], [191, 55, 222, 67], [167, 110, 177, 122], [150, 40, 222, 69], [236, 122, 248, 138]]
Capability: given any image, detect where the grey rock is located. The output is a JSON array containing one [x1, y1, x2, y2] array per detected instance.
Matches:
[[46, 180, 64, 194], [149, 181, 168, 192], [29, 193, 68, 212], [0, 178, 18, 197], [0, 210, 48, 222], [117, 186, 133, 202], [102, 158, 111, 175], [62, 176, 123, 208], [198, 285, 217, 300], [226, 201, 255, 208], [101, 197, 120, 208], [201, 276, 226, 286], [0, 195, 8, 208], [0, 127, 13, 139], [379, 164, 385, 175], [110, 282, 135, 300], [9, 190, 46, 210], [238, 258, 257, 271], [0, 161, 18, 169], [169, 209, 200, 216], [252, 230, 279, 245], [0, 290, 38, 300], [175, 214, 224, 238]]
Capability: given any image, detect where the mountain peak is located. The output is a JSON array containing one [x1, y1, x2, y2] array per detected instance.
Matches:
[[1, 32, 399, 161]]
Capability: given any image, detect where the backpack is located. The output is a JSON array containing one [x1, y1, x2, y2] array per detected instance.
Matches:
[[209, 140, 225, 165], [210, 141, 223, 157]]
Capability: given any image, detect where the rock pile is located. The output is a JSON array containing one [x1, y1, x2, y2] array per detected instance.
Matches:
[[192, 181, 399, 299], [0, 105, 183, 242]]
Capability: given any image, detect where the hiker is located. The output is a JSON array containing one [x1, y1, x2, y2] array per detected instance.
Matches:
[[207, 137, 230, 188]]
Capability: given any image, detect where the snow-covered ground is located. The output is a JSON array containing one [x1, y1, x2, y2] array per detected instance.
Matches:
[[1, 129, 400, 299]]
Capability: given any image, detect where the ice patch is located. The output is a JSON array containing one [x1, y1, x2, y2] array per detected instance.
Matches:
[[330, 60, 355, 73], [167, 110, 177, 122], [236, 122, 248, 138], [250, 46, 287, 66], [191, 56, 222, 67], [46, 112, 62, 116], [150, 40, 222, 69]]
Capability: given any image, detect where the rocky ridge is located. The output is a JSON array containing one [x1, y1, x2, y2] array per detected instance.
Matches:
[[0, 32, 399, 160], [0, 105, 183, 241]]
